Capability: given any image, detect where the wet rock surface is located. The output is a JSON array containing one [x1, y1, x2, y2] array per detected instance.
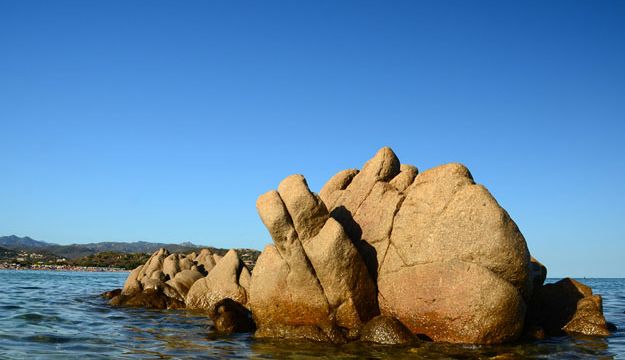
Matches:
[[360, 315, 415, 345], [209, 298, 256, 334], [528, 278, 611, 337], [101, 288, 121, 299]]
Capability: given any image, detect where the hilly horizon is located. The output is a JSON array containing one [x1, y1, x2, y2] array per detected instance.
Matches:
[[0, 234, 259, 260]]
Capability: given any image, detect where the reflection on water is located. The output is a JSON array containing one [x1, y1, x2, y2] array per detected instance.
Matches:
[[0, 271, 623, 359]]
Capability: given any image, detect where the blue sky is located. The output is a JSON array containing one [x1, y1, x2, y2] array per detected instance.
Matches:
[[1, 1, 623, 277]]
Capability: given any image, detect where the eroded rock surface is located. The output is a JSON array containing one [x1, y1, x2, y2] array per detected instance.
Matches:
[[318, 147, 530, 344], [186, 249, 251, 313], [250, 174, 378, 343], [111, 248, 212, 309]]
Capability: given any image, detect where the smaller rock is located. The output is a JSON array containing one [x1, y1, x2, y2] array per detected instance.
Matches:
[[563, 295, 610, 336], [360, 316, 415, 345], [389, 164, 418, 192], [536, 278, 611, 336], [110, 287, 185, 309], [209, 298, 256, 334], [167, 268, 204, 298], [607, 322, 618, 332], [523, 325, 546, 340], [185, 249, 249, 312], [101, 289, 121, 299]]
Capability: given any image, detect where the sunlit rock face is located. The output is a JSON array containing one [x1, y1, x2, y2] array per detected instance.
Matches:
[[249, 174, 378, 343], [186, 249, 251, 313], [253, 147, 533, 344]]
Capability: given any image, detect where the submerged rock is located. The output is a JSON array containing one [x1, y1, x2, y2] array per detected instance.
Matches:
[[209, 298, 255, 334], [101, 288, 121, 299], [360, 316, 415, 345], [110, 287, 185, 309]]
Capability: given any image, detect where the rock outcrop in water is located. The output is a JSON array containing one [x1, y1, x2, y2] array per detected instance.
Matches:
[[527, 277, 611, 337], [249, 147, 611, 344], [109, 146, 612, 345], [110, 248, 205, 309], [250, 174, 378, 343], [109, 247, 255, 332]]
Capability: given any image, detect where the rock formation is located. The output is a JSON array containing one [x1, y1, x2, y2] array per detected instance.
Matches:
[[186, 249, 251, 313], [528, 277, 611, 337], [287, 147, 527, 344], [109, 146, 612, 345], [251, 146, 611, 344], [110, 247, 255, 333], [250, 174, 378, 343], [110, 248, 208, 309]]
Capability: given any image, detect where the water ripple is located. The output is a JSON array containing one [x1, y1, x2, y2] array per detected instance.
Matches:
[[0, 271, 623, 359]]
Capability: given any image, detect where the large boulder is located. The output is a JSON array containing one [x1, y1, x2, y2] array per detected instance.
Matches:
[[250, 174, 378, 343], [378, 260, 525, 344], [318, 147, 531, 344]]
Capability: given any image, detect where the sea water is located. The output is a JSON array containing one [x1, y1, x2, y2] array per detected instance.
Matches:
[[0, 270, 623, 359]]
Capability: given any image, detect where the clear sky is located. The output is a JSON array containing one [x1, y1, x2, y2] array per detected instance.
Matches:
[[1, 1, 623, 277]]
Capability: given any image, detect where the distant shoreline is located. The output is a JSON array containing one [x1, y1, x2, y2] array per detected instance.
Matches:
[[0, 265, 129, 273]]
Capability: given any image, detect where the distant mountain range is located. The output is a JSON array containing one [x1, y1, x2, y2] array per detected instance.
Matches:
[[0, 235, 51, 249], [0, 235, 233, 259]]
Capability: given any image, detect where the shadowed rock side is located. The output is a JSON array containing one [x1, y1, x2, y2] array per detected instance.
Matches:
[[250, 174, 378, 343], [209, 298, 256, 334], [526, 277, 611, 337]]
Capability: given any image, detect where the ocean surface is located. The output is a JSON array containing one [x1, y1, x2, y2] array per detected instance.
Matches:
[[0, 271, 623, 359]]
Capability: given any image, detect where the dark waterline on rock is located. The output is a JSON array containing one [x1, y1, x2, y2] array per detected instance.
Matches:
[[0, 270, 623, 359]]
